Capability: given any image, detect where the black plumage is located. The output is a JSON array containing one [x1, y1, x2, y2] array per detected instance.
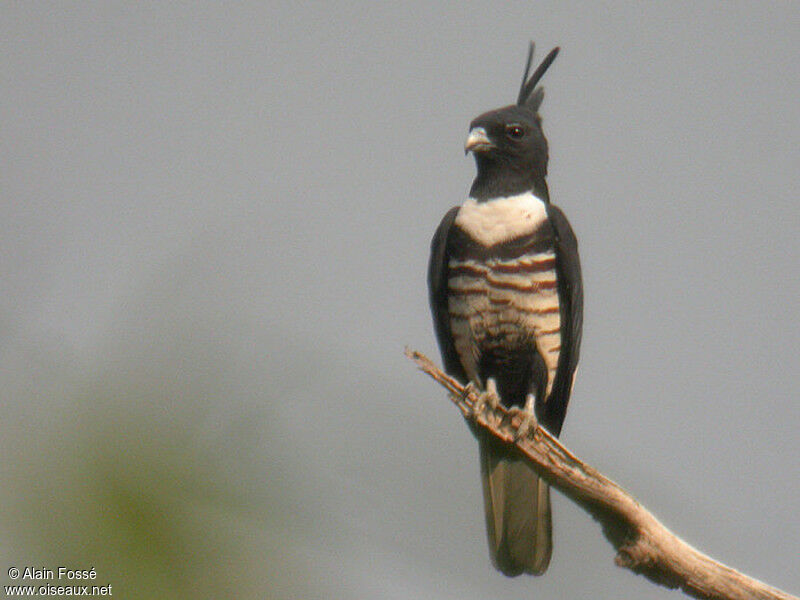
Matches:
[[428, 43, 583, 576]]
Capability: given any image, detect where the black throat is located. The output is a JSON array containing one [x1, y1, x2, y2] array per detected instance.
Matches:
[[469, 155, 549, 202]]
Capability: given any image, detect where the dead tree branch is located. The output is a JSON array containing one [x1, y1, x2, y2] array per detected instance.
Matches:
[[406, 348, 797, 600]]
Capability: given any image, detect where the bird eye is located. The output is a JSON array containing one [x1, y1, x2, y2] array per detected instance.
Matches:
[[506, 124, 525, 139]]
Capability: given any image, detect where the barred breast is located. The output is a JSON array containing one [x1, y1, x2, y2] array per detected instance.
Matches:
[[447, 251, 561, 398], [446, 191, 561, 402]]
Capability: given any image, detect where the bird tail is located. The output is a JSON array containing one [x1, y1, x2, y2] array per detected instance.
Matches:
[[479, 433, 552, 576]]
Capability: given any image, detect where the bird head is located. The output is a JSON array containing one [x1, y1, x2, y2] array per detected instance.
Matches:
[[466, 44, 559, 202]]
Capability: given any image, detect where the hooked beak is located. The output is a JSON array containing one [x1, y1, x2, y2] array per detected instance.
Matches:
[[464, 127, 494, 154]]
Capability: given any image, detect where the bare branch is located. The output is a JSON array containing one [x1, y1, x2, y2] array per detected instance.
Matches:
[[406, 348, 797, 600]]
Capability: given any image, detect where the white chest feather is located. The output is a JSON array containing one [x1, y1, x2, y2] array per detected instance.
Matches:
[[454, 192, 549, 246]]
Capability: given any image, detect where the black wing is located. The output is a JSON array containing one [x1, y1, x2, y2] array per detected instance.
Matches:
[[542, 204, 583, 436], [427, 206, 468, 382]]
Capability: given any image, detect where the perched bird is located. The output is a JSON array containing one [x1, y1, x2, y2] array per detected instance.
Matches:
[[427, 43, 583, 576]]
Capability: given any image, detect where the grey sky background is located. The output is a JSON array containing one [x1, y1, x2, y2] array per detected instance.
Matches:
[[2, 3, 798, 599]]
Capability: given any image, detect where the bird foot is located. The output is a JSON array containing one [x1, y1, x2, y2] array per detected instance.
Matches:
[[509, 394, 539, 441], [469, 378, 500, 420]]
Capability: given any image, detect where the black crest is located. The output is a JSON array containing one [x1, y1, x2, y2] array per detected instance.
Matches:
[[517, 43, 560, 111]]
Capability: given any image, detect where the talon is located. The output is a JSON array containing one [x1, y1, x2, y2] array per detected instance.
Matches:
[[470, 378, 500, 420], [511, 393, 539, 441], [462, 381, 477, 401]]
